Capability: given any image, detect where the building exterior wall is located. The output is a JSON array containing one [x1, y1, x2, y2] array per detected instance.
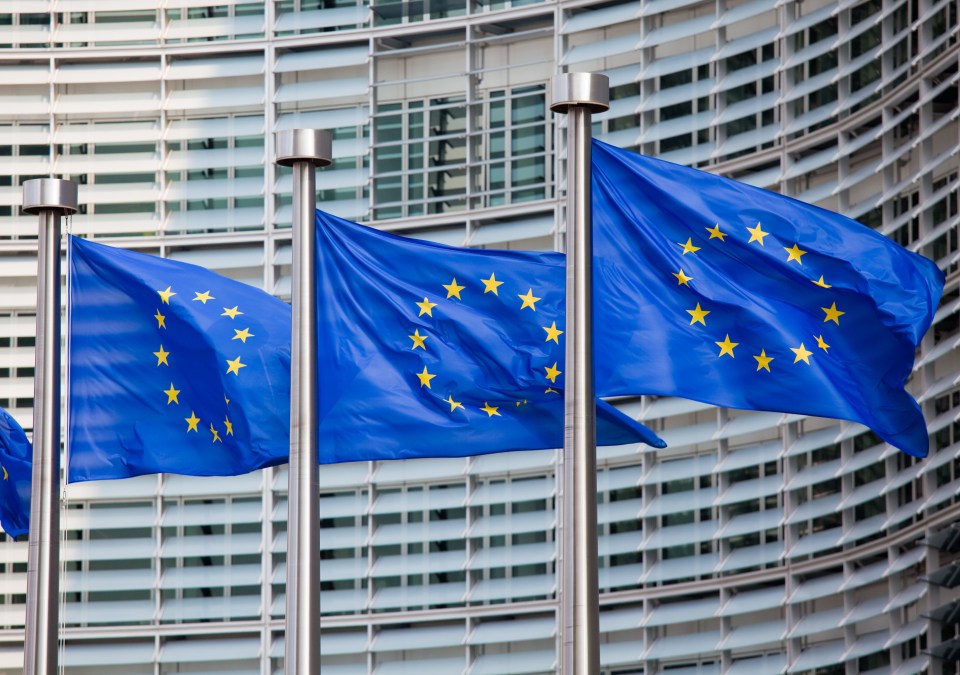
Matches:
[[0, 0, 957, 673]]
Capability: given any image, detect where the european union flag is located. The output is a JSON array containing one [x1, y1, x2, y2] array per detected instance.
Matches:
[[0, 407, 31, 537], [591, 140, 944, 458], [316, 210, 664, 462], [68, 237, 291, 482]]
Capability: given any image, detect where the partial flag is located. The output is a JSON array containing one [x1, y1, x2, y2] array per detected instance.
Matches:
[[591, 139, 944, 457], [0, 407, 31, 537], [315, 209, 664, 462]]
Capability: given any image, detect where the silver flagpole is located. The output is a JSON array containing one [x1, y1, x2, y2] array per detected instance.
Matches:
[[551, 73, 609, 675], [275, 129, 332, 674], [21, 178, 78, 675]]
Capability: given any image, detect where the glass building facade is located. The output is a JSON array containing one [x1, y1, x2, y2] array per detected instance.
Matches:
[[0, 0, 958, 673]]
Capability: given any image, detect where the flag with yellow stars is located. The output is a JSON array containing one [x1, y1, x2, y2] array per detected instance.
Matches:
[[0, 407, 31, 537], [315, 210, 664, 462], [68, 236, 291, 481], [591, 140, 945, 458]]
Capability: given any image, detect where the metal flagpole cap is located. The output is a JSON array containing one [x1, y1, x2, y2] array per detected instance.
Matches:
[[21, 178, 79, 215], [550, 73, 610, 114], [275, 129, 333, 168]]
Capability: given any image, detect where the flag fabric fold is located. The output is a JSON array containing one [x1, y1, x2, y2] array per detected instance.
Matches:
[[68, 236, 291, 482], [590, 139, 944, 457], [315, 209, 664, 463], [0, 408, 31, 537]]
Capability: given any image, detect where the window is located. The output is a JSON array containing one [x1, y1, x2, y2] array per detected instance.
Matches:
[[373, 84, 548, 219]]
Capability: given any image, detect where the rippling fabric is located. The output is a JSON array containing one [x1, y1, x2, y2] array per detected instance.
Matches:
[[591, 140, 944, 457], [68, 237, 291, 482], [316, 210, 664, 462], [0, 408, 31, 537]]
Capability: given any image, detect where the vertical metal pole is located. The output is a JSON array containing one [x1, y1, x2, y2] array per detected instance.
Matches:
[[275, 129, 332, 675], [550, 73, 609, 675], [21, 178, 78, 675]]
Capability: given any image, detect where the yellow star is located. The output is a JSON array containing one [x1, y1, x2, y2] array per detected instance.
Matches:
[[209, 424, 222, 444], [518, 288, 541, 311], [544, 362, 562, 383], [543, 322, 563, 344], [481, 273, 504, 295], [753, 349, 773, 372], [185, 412, 200, 432], [224, 416, 234, 436], [747, 222, 769, 245], [784, 243, 807, 264], [686, 302, 710, 326], [1, 465, 6, 481], [154, 310, 166, 329], [225, 356, 246, 376], [224, 394, 230, 405], [678, 238, 701, 255], [545, 388, 559, 394], [193, 290, 215, 304], [445, 395, 464, 412], [416, 366, 436, 389], [812, 276, 832, 289], [157, 286, 176, 304], [706, 224, 727, 241], [481, 402, 501, 417], [153, 345, 170, 366], [222, 306, 243, 319], [416, 297, 437, 317], [673, 269, 693, 286], [822, 302, 844, 324], [443, 278, 465, 300], [815, 334, 830, 351], [791, 343, 813, 364], [163, 383, 180, 404], [715, 334, 738, 357], [232, 328, 254, 343], [409, 329, 428, 350]]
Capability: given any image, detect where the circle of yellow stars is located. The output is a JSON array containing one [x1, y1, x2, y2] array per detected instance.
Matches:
[[151, 285, 249, 443], [671, 221, 842, 374], [407, 271, 564, 419]]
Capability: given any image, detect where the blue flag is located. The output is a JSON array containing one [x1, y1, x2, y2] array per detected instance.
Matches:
[[316, 210, 664, 462], [68, 236, 291, 482], [591, 140, 944, 458], [0, 408, 31, 537]]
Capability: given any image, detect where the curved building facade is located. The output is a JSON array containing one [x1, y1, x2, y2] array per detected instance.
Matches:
[[0, 1, 958, 673]]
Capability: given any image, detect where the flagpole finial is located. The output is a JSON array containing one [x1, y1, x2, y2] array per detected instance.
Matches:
[[550, 72, 610, 114], [22, 178, 78, 215], [275, 129, 333, 168]]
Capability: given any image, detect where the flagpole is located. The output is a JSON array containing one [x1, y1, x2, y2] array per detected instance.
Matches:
[[21, 178, 78, 675], [551, 73, 609, 675], [275, 129, 332, 674]]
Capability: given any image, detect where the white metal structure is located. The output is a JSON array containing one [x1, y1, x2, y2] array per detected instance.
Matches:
[[0, 1, 957, 673]]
